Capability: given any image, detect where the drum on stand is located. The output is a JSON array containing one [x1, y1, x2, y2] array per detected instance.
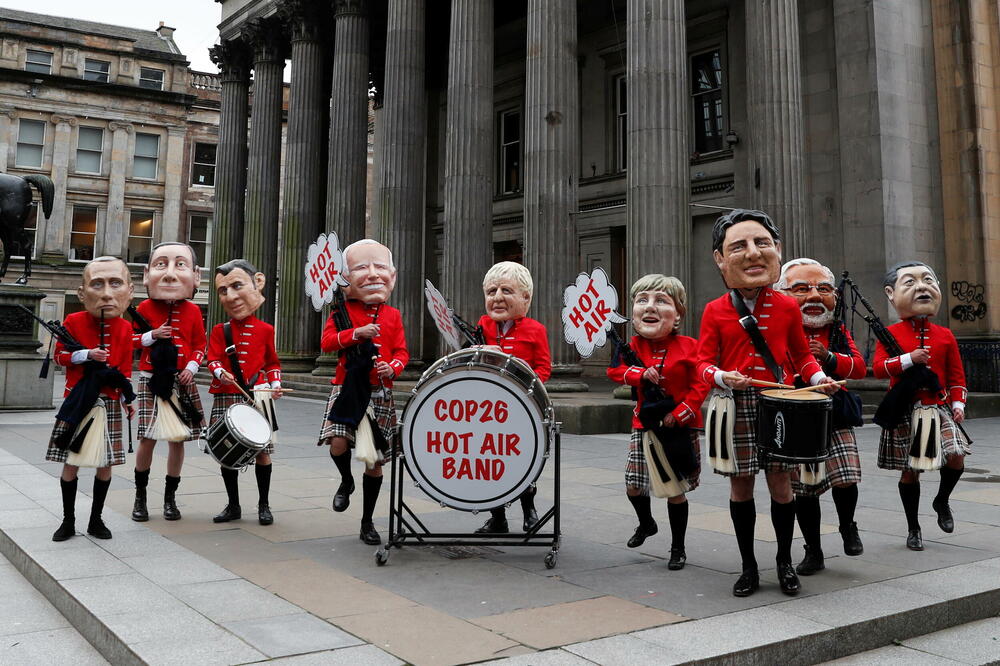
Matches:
[[756, 389, 832, 464], [206, 403, 272, 469], [399, 347, 553, 512]]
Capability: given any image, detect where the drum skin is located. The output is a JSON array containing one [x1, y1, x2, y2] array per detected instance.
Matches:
[[207, 403, 271, 469], [756, 389, 832, 464]]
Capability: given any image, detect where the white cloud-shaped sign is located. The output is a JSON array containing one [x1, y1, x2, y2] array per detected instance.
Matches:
[[424, 280, 463, 351], [304, 232, 347, 311], [562, 267, 628, 358]]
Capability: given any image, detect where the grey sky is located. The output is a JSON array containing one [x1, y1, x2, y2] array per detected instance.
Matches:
[[6, 0, 221, 73]]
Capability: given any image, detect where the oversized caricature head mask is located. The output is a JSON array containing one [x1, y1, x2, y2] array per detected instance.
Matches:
[[143, 242, 200, 302], [778, 259, 837, 329], [78, 257, 134, 319], [214, 259, 266, 321], [630, 274, 686, 341], [342, 240, 396, 304], [712, 210, 782, 291], [483, 261, 533, 323], [885, 262, 942, 319]]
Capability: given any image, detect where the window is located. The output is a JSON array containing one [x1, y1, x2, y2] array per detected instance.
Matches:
[[691, 48, 725, 155], [84, 58, 110, 83], [10, 208, 39, 259], [613, 74, 627, 172], [15, 119, 45, 168], [139, 67, 164, 90], [188, 214, 212, 268], [498, 109, 521, 194], [133, 133, 159, 179], [127, 210, 154, 264], [191, 143, 217, 186], [70, 206, 97, 262], [25, 50, 52, 74], [76, 127, 104, 174]]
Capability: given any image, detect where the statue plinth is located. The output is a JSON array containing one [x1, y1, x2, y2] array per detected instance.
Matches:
[[0, 286, 54, 409]]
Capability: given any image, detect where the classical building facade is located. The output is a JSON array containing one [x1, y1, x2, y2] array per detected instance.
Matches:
[[0, 8, 221, 323], [215, 0, 1000, 383]]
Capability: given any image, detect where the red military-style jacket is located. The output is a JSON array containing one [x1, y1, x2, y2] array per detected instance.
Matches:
[[133, 299, 207, 371], [55, 311, 133, 399], [320, 300, 408, 387], [872, 318, 967, 406], [696, 288, 824, 386], [206, 316, 281, 394], [805, 322, 867, 381], [607, 334, 710, 430], [477, 315, 552, 382]]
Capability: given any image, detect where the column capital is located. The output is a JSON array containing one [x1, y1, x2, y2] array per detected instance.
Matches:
[[50, 114, 77, 127], [278, 0, 329, 42], [334, 0, 367, 18], [0, 105, 16, 120], [107, 121, 133, 134], [209, 39, 252, 83], [166, 125, 187, 137], [244, 16, 289, 63]]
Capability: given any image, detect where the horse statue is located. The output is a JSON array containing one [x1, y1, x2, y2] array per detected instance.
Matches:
[[0, 172, 53, 285]]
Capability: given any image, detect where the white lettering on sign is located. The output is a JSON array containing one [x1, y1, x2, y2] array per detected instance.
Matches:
[[304, 232, 347, 311], [424, 279, 463, 351], [561, 267, 627, 357]]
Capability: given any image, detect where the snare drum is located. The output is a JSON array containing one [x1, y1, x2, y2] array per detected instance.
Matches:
[[400, 347, 553, 511], [756, 389, 832, 464], [206, 403, 272, 469]]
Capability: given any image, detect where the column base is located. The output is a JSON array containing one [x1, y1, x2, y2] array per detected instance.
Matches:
[[545, 364, 589, 393], [312, 353, 338, 377], [399, 360, 426, 382], [278, 353, 319, 374]]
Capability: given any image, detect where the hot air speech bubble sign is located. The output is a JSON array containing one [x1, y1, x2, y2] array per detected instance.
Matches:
[[562, 267, 627, 357]]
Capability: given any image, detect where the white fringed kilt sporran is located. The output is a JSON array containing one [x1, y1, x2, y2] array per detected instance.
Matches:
[[46, 395, 125, 467], [877, 404, 970, 472], [317, 384, 397, 451], [210, 392, 275, 458], [136, 375, 204, 442], [625, 428, 701, 496], [791, 427, 862, 496]]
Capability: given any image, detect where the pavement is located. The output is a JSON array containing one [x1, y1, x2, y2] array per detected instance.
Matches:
[[2, 382, 1000, 665]]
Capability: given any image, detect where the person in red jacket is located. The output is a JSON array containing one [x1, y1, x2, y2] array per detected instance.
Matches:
[[874, 261, 970, 551], [607, 274, 709, 570], [131, 242, 207, 523], [697, 209, 838, 598], [317, 239, 408, 545], [473, 261, 551, 535], [48, 257, 136, 542], [206, 259, 282, 526], [777, 258, 868, 575]]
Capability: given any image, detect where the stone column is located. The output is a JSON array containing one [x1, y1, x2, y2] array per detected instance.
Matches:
[[326, 0, 370, 244], [377, 0, 427, 361], [276, 0, 329, 371], [161, 126, 186, 243], [104, 121, 132, 257], [243, 17, 287, 324], [745, 0, 807, 257], [209, 40, 251, 326], [442, 0, 493, 323], [0, 107, 15, 170], [626, 0, 689, 289], [41, 114, 75, 258], [523, 0, 580, 376]]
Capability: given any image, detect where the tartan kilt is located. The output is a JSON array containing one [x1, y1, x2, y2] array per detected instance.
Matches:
[[46, 396, 125, 466], [715, 387, 796, 478], [209, 393, 275, 457], [136, 375, 205, 442], [317, 384, 397, 451], [877, 404, 971, 471], [792, 427, 862, 496], [625, 428, 701, 496]]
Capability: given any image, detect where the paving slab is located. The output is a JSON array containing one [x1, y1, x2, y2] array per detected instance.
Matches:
[[479, 650, 594, 665], [164, 578, 304, 623], [825, 645, 965, 664], [120, 549, 238, 586], [264, 644, 405, 665], [222, 612, 363, 658], [897, 616, 1000, 664], [0, 627, 110, 664]]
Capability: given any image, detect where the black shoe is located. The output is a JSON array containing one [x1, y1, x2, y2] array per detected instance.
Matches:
[[131, 492, 149, 522], [839, 522, 864, 556], [52, 520, 75, 542], [359, 521, 381, 545], [906, 528, 924, 551], [163, 496, 181, 521], [777, 562, 801, 596], [87, 518, 112, 539], [522, 507, 538, 532], [333, 478, 355, 513], [732, 568, 760, 597], [932, 498, 954, 533], [258, 504, 273, 526], [627, 522, 658, 548], [475, 516, 509, 534], [795, 545, 825, 576], [667, 548, 686, 571], [213, 504, 241, 523]]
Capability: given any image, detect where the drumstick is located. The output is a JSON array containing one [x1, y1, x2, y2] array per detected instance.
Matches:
[[749, 379, 795, 390], [783, 380, 847, 395], [252, 387, 294, 393]]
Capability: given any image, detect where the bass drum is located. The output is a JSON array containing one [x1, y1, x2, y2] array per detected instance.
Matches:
[[400, 348, 553, 511]]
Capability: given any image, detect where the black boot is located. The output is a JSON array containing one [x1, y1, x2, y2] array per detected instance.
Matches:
[[163, 475, 181, 521], [214, 467, 241, 523], [132, 468, 149, 522], [256, 463, 273, 525], [520, 485, 538, 532], [794, 496, 824, 575], [476, 508, 510, 534], [626, 494, 657, 548], [52, 477, 77, 542], [359, 474, 382, 544], [331, 451, 354, 512], [87, 477, 113, 539], [933, 466, 963, 533], [667, 501, 688, 570], [832, 485, 863, 555]]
